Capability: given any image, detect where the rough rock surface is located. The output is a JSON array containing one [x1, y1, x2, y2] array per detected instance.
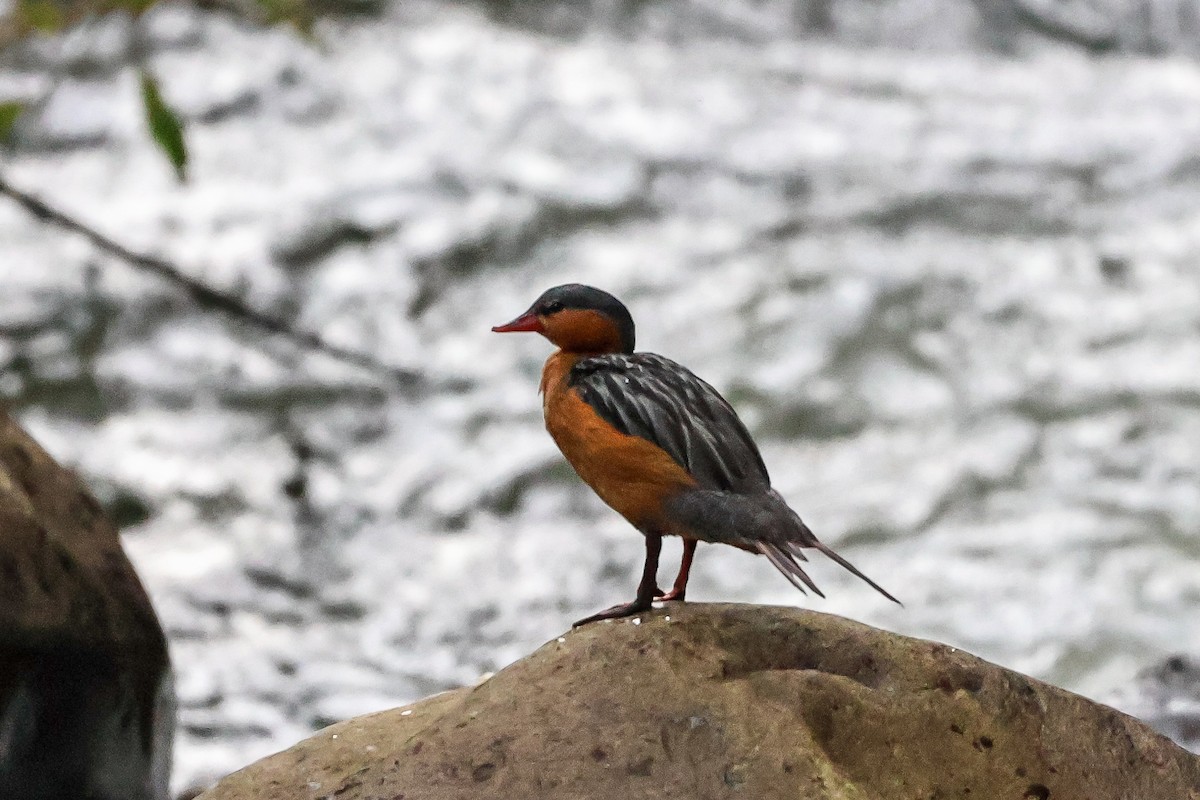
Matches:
[[0, 411, 173, 800], [199, 604, 1200, 800], [7, 5, 1200, 787]]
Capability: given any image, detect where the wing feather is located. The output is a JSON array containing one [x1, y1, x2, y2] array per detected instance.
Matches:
[[569, 353, 769, 493]]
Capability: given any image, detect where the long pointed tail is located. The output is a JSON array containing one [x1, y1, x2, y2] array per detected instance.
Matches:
[[808, 540, 902, 606], [755, 541, 825, 598]]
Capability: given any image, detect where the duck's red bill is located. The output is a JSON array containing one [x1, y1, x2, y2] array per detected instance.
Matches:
[[492, 311, 542, 333]]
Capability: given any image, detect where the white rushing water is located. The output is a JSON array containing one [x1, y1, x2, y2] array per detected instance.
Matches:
[[2, 1, 1200, 790]]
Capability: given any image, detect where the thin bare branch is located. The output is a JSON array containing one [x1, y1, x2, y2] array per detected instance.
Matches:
[[0, 172, 422, 389]]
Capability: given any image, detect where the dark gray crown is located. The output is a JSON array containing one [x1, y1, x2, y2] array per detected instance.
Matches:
[[531, 284, 635, 353]]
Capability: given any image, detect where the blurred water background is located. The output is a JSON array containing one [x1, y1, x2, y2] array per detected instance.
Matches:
[[2, 0, 1200, 791]]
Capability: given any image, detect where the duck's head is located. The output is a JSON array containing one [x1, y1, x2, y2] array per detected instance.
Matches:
[[492, 284, 635, 355]]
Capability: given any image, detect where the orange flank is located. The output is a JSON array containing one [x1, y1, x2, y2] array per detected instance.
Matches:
[[541, 351, 696, 532]]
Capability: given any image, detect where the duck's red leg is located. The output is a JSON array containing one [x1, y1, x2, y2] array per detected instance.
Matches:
[[573, 534, 662, 627], [656, 537, 696, 602]]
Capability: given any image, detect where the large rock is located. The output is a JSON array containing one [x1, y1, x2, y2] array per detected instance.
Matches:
[[200, 603, 1200, 800], [0, 412, 173, 800]]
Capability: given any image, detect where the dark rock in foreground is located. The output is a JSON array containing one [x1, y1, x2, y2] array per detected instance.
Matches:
[[0, 412, 173, 800], [199, 603, 1200, 800]]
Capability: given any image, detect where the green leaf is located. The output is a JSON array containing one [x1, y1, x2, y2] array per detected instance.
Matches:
[[139, 70, 188, 183], [17, 0, 65, 32], [0, 102, 23, 145]]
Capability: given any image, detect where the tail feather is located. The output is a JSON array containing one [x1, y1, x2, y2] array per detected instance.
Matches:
[[782, 541, 810, 561], [754, 541, 825, 598], [810, 540, 902, 606], [663, 487, 901, 605]]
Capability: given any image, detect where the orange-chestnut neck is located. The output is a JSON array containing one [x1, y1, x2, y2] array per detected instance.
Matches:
[[540, 309, 627, 354]]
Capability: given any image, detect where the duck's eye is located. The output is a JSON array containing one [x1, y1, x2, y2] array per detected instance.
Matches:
[[541, 300, 565, 315]]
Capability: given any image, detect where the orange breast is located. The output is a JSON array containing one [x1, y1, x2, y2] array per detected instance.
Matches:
[[541, 351, 696, 533]]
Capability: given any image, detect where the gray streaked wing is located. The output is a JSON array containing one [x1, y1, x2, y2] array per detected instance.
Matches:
[[569, 353, 770, 493]]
